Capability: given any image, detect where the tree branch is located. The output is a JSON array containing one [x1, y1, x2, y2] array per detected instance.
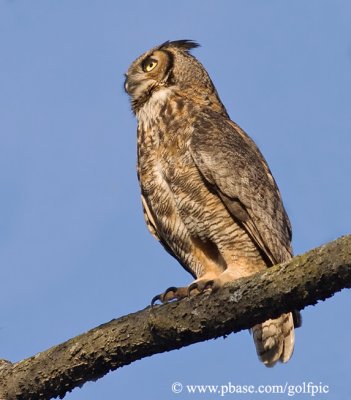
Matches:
[[1, 235, 351, 400]]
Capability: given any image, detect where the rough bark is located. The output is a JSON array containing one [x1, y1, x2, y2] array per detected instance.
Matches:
[[1, 235, 350, 400]]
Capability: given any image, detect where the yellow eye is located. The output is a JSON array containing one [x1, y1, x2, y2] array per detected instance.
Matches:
[[143, 58, 158, 72]]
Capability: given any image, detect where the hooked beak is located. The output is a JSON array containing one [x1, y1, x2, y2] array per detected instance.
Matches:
[[124, 74, 129, 93]]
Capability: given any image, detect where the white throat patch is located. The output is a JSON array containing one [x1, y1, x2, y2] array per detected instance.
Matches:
[[137, 87, 172, 129]]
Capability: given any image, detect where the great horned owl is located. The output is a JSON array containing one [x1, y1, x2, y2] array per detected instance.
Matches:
[[124, 40, 300, 367]]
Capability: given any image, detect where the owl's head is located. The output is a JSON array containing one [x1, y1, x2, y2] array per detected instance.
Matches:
[[124, 40, 225, 114]]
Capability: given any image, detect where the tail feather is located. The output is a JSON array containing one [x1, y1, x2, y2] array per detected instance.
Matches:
[[252, 312, 295, 367]]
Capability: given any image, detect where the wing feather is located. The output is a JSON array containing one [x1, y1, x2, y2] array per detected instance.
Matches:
[[189, 110, 292, 265]]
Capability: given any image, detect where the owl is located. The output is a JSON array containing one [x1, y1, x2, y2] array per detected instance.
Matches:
[[124, 40, 300, 367]]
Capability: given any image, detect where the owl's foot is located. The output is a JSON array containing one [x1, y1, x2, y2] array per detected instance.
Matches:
[[187, 270, 238, 295], [186, 270, 223, 296], [188, 278, 219, 295], [151, 286, 189, 305], [151, 271, 223, 305]]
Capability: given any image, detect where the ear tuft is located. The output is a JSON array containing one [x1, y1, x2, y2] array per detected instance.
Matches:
[[158, 40, 200, 52]]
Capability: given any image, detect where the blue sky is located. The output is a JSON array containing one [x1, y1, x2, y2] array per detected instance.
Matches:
[[1, 1, 350, 399]]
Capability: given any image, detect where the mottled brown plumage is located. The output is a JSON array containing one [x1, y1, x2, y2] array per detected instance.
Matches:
[[125, 40, 299, 366]]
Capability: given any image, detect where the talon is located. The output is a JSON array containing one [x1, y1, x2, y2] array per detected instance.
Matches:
[[163, 286, 178, 299], [151, 294, 162, 306], [188, 279, 218, 296], [203, 279, 215, 291], [187, 282, 199, 296], [151, 286, 189, 305]]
